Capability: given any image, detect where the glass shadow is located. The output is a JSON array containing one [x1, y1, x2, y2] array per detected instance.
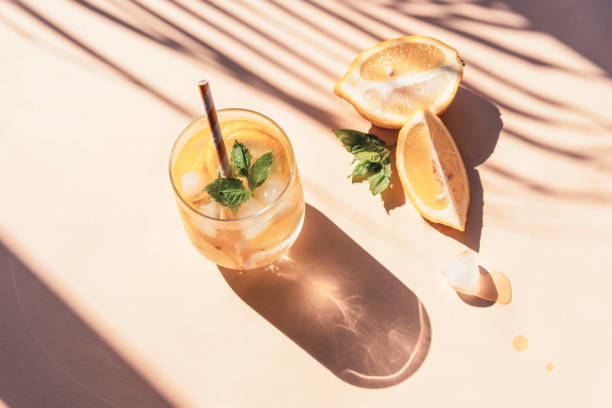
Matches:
[[219, 204, 431, 388]]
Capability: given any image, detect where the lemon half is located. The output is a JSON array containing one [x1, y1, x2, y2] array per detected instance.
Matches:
[[334, 36, 464, 129]]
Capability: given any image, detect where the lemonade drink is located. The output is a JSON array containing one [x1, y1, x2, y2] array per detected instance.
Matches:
[[170, 109, 305, 269]]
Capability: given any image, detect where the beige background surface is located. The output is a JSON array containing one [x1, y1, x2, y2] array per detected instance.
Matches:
[[1, 1, 611, 407]]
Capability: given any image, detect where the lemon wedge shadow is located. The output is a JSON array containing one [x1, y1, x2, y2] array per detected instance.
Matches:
[[428, 87, 502, 252]]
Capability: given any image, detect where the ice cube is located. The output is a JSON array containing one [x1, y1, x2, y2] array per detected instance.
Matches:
[[191, 217, 217, 238], [237, 198, 265, 218], [240, 217, 273, 240], [253, 174, 285, 205], [236, 239, 248, 252], [236, 199, 273, 239], [191, 200, 221, 237], [247, 145, 270, 160], [241, 237, 293, 269], [442, 249, 480, 293], [242, 250, 269, 270], [196, 200, 221, 218], [181, 171, 207, 201]]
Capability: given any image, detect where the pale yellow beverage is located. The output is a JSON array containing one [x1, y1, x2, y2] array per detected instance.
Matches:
[[170, 109, 305, 269]]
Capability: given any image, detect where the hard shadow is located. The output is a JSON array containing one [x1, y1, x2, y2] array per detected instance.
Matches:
[[465, 60, 612, 132], [441, 87, 503, 168], [10, 0, 195, 118], [0, 241, 174, 408], [219, 204, 431, 389], [6, 0, 343, 127], [484, 162, 612, 203], [425, 168, 484, 252], [334, 0, 611, 152], [366, 88, 501, 252], [188, 0, 337, 81], [302, 0, 385, 43], [7, 0, 607, 201], [266, 0, 362, 54], [382, 0, 605, 74], [456, 266, 497, 308], [451, 265, 512, 307], [430, 87, 502, 252], [491, 0, 612, 77]]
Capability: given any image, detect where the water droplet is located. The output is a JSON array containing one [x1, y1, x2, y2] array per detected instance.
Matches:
[[512, 334, 528, 351]]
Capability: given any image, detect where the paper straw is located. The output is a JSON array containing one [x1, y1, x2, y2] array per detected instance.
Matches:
[[197, 79, 232, 178]]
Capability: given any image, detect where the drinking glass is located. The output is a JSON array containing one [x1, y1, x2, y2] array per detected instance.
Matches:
[[170, 109, 305, 269]]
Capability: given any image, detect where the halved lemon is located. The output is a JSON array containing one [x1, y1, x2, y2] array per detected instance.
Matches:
[[396, 109, 469, 230], [334, 36, 464, 129]]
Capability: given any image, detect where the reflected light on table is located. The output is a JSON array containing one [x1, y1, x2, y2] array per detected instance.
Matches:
[[220, 204, 432, 388]]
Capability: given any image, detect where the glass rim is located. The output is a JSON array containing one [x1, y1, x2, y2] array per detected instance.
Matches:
[[169, 108, 296, 223]]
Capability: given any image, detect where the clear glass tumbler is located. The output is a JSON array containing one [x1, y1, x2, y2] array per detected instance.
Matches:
[[170, 109, 305, 269]]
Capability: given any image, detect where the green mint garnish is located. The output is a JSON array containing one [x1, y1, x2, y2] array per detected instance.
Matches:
[[368, 152, 391, 195], [248, 151, 274, 190], [332, 129, 392, 195], [351, 160, 379, 177], [204, 175, 252, 212], [230, 141, 251, 178], [203, 140, 274, 211]]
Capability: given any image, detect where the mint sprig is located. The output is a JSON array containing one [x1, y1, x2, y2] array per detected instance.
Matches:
[[230, 141, 251, 178], [332, 129, 392, 195], [204, 175, 251, 212], [248, 151, 274, 190], [203, 140, 274, 211]]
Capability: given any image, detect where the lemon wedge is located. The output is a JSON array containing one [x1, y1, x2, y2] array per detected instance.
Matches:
[[396, 109, 469, 230]]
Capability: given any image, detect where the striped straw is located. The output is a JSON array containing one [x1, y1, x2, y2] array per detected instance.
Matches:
[[197, 79, 232, 178]]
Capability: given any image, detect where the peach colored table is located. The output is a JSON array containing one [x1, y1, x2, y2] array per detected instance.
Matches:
[[1, 1, 611, 407]]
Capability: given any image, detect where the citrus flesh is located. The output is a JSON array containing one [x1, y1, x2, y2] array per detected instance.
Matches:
[[396, 109, 469, 230], [334, 36, 463, 129], [175, 119, 289, 183]]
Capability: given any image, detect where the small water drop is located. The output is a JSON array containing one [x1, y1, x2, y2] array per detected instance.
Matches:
[[512, 334, 528, 351]]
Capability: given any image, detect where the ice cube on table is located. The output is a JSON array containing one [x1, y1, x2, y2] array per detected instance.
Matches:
[[442, 249, 480, 293], [253, 174, 285, 205], [181, 171, 207, 201]]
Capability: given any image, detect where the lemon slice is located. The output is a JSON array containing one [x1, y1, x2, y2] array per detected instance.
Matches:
[[396, 109, 469, 230], [201, 119, 289, 176], [334, 36, 463, 129]]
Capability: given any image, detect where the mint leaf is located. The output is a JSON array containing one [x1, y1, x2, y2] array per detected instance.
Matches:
[[332, 129, 365, 151], [354, 150, 384, 162], [206, 142, 275, 210], [333, 129, 386, 152], [368, 163, 391, 195], [351, 139, 386, 154], [248, 151, 274, 190], [352, 160, 381, 177], [333, 129, 392, 195], [380, 150, 390, 165], [230, 140, 251, 178], [204, 175, 251, 212]]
